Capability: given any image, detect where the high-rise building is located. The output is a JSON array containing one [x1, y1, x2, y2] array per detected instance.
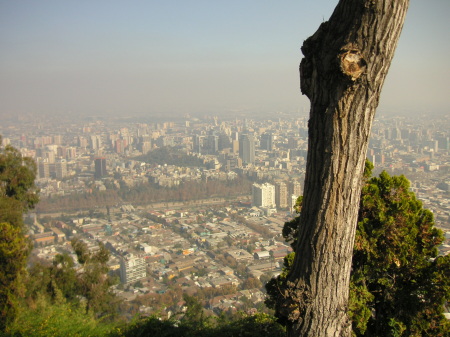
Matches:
[[155, 136, 174, 147], [218, 134, 231, 151], [288, 180, 302, 211], [252, 183, 276, 208], [232, 139, 239, 154], [94, 157, 107, 179], [57, 146, 66, 158], [42, 150, 55, 164], [288, 137, 301, 150], [207, 134, 219, 154], [391, 127, 401, 140], [260, 133, 274, 151], [224, 154, 241, 171], [437, 136, 449, 150], [409, 130, 421, 144], [400, 128, 410, 140], [120, 255, 147, 284], [289, 180, 302, 198], [41, 136, 53, 146], [66, 147, 77, 159], [78, 136, 88, 149], [290, 194, 299, 212], [193, 135, 205, 154], [239, 134, 255, 165], [55, 160, 68, 179], [274, 181, 288, 209], [37, 160, 50, 179], [141, 141, 152, 155], [90, 135, 102, 151], [115, 139, 125, 154]]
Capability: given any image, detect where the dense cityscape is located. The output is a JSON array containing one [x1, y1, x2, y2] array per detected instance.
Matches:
[[1, 0, 449, 334], [1, 111, 449, 320]]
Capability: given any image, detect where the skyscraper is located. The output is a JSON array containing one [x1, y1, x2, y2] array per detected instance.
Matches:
[[260, 133, 274, 151], [94, 157, 107, 179], [207, 134, 219, 154], [239, 134, 255, 165]]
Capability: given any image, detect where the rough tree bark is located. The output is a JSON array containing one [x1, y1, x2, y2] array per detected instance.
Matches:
[[283, 1, 409, 336]]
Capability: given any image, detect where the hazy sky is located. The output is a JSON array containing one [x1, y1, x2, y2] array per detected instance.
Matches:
[[1, 1, 449, 118]]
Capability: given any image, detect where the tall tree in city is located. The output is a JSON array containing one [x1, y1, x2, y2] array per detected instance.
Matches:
[[283, 1, 409, 336], [0, 136, 39, 330]]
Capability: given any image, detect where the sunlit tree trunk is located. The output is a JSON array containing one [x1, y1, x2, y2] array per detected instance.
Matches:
[[284, 1, 409, 336]]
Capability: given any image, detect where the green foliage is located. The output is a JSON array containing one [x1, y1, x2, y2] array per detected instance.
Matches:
[[5, 294, 117, 337], [0, 137, 39, 211], [266, 166, 450, 336], [181, 293, 207, 329], [353, 171, 449, 336], [281, 217, 300, 250], [25, 239, 120, 322], [111, 313, 285, 337], [0, 137, 39, 227], [71, 238, 119, 318], [71, 237, 90, 265], [0, 222, 30, 330], [282, 196, 302, 249], [264, 252, 295, 326], [26, 256, 79, 309], [0, 139, 38, 331], [0, 198, 25, 233], [211, 313, 285, 337]]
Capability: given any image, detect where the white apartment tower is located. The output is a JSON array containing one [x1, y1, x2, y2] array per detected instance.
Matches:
[[252, 183, 276, 208], [120, 254, 147, 284]]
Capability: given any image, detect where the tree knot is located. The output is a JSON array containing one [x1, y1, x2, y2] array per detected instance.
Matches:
[[276, 280, 312, 324], [339, 46, 367, 81]]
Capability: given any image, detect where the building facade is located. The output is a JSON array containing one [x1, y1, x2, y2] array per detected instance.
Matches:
[[239, 134, 255, 165], [274, 181, 289, 209], [260, 133, 274, 151], [94, 157, 107, 179], [120, 254, 147, 284], [252, 183, 276, 208]]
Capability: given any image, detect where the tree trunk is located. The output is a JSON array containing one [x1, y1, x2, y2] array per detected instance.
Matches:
[[285, 1, 409, 336]]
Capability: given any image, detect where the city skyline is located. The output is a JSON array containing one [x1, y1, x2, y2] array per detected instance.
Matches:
[[1, 1, 449, 119]]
